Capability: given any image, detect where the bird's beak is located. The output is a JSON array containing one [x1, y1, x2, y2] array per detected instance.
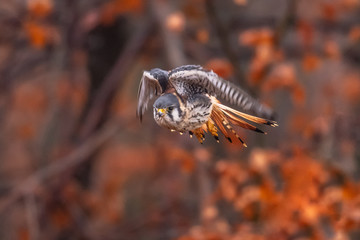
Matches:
[[157, 108, 166, 116]]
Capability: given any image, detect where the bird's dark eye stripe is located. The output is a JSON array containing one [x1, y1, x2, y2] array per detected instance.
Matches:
[[168, 112, 173, 121]]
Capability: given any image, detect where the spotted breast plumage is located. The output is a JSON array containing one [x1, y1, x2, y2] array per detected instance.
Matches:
[[137, 65, 278, 145]]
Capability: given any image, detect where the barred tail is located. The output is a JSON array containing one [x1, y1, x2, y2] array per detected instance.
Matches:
[[209, 100, 278, 145]]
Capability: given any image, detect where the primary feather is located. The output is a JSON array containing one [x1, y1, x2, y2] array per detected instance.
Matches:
[[136, 69, 169, 121], [168, 65, 274, 119]]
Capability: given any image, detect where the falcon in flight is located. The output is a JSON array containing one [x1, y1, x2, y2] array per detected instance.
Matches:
[[137, 65, 277, 146]]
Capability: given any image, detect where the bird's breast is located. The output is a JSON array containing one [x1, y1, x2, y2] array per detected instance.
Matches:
[[153, 95, 214, 133], [180, 100, 213, 131]]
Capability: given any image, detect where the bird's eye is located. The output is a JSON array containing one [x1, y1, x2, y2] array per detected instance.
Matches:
[[168, 106, 174, 111]]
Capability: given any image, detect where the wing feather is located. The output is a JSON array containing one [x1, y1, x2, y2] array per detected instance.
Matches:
[[169, 65, 274, 119], [136, 69, 169, 121]]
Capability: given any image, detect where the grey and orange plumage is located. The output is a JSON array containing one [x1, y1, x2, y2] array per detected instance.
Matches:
[[137, 65, 278, 145]]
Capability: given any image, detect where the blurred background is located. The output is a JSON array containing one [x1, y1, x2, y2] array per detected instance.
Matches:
[[0, 0, 360, 239]]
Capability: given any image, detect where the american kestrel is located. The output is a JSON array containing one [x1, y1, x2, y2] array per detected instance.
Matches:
[[137, 65, 277, 145]]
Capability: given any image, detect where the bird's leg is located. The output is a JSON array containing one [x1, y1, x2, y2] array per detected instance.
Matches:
[[193, 128, 205, 144], [206, 119, 219, 143]]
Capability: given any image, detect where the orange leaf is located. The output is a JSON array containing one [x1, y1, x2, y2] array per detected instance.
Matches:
[[50, 207, 71, 229], [17, 123, 35, 140], [301, 203, 319, 223], [234, 0, 247, 6], [297, 20, 314, 49], [302, 52, 321, 72], [324, 40, 341, 59], [291, 85, 306, 106], [24, 21, 48, 48], [205, 58, 234, 79], [263, 63, 297, 92], [249, 149, 271, 173], [201, 205, 218, 221], [27, 0, 53, 18], [196, 28, 209, 43], [342, 74, 360, 104], [321, 3, 338, 22], [181, 157, 196, 173], [239, 28, 274, 47], [114, 0, 142, 14], [248, 58, 266, 85], [166, 11, 186, 33], [341, 0, 360, 9], [220, 178, 237, 201], [100, 0, 143, 25], [288, 110, 311, 133], [100, 2, 118, 25], [348, 25, 360, 42], [13, 81, 47, 113], [18, 228, 30, 240]]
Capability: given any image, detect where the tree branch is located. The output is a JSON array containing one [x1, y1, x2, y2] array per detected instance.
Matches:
[[0, 121, 120, 214], [150, 0, 187, 68], [78, 19, 154, 139], [205, 0, 248, 91]]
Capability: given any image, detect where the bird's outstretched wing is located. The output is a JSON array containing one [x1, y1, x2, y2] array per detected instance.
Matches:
[[169, 65, 274, 119], [136, 68, 169, 121]]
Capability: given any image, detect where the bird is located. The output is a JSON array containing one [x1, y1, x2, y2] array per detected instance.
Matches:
[[136, 65, 278, 145]]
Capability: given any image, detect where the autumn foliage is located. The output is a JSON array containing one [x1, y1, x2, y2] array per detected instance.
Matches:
[[0, 0, 360, 239]]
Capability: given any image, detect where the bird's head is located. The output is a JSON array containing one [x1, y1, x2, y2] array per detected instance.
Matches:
[[153, 93, 184, 128]]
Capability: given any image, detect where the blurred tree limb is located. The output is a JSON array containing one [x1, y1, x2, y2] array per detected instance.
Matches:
[[79, 0, 188, 141], [273, 0, 297, 48], [205, 0, 248, 91], [150, 0, 186, 68], [0, 120, 120, 215], [25, 194, 39, 240], [78, 19, 154, 140]]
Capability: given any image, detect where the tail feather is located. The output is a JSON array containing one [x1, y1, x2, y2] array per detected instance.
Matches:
[[210, 106, 232, 142], [222, 119, 247, 147], [222, 110, 266, 134], [210, 104, 247, 146], [217, 103, 278, 127], [207, 101, 278, 145]]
